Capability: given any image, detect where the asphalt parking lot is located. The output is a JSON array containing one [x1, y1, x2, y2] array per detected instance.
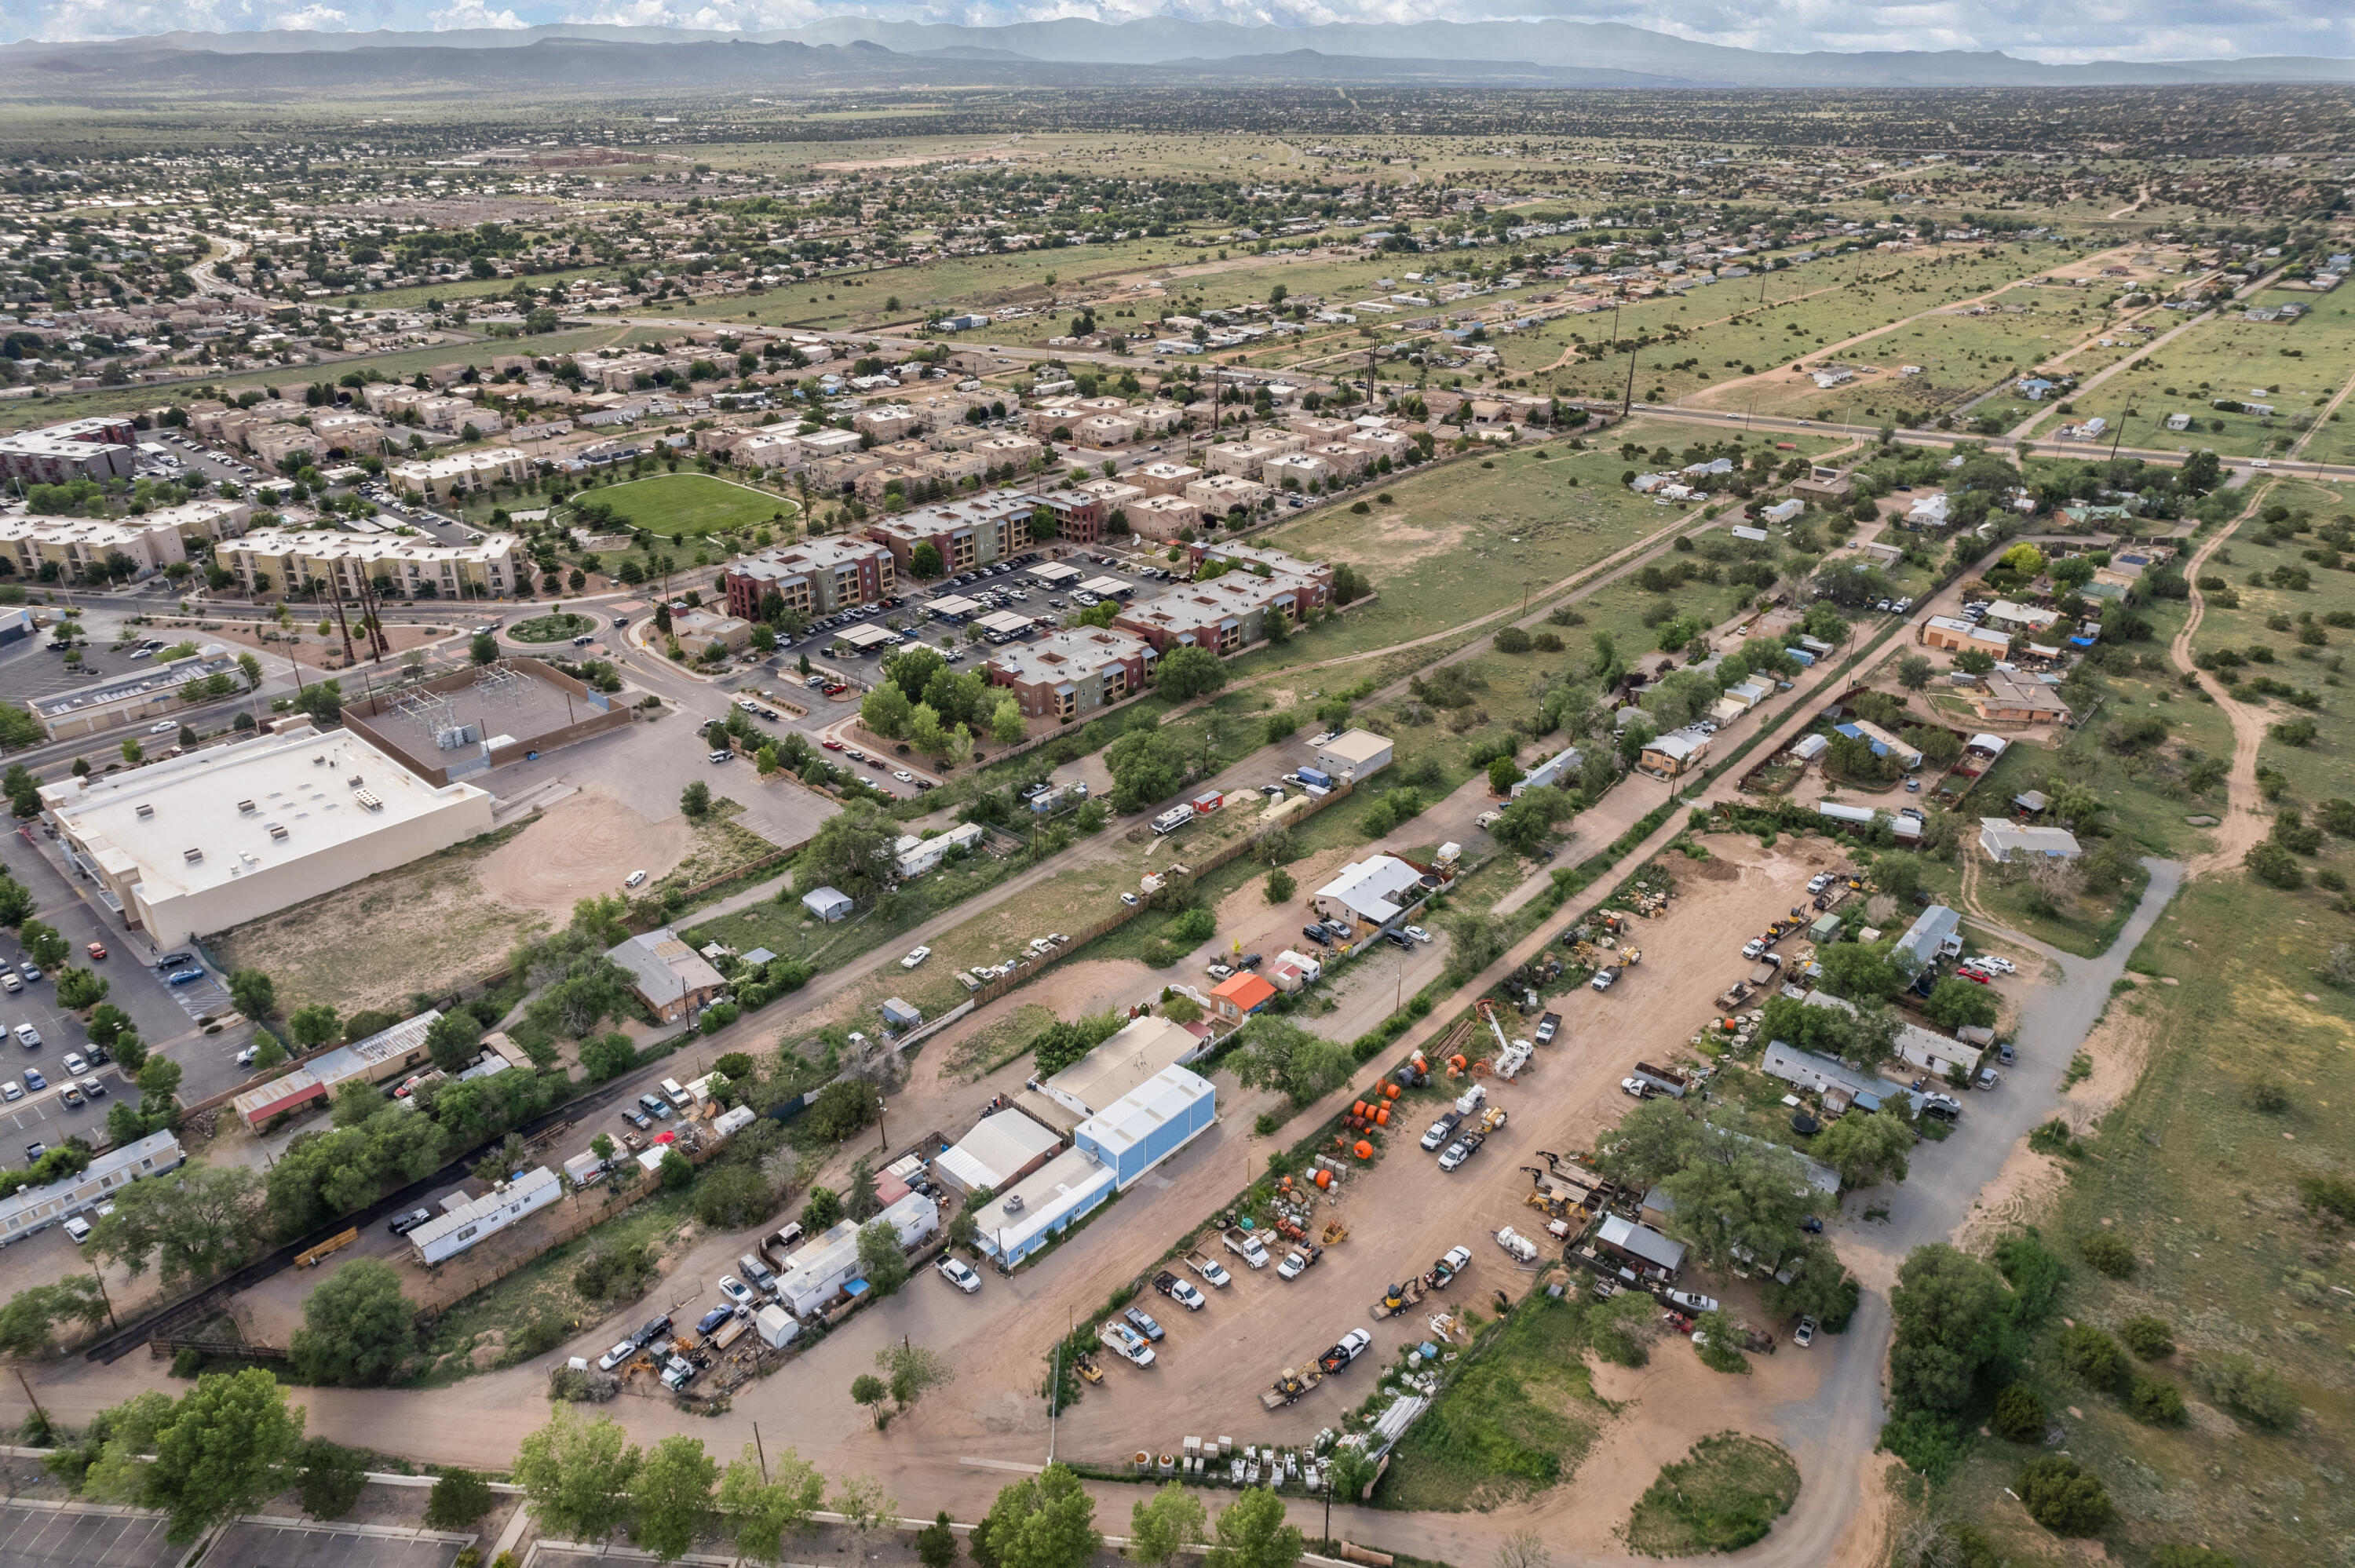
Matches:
[[200, 1522, 469, 1568], [0, 1504, 179, 1568]]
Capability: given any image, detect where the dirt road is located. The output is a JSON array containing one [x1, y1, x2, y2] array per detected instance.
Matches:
[[2167, 483, 2276, 879]]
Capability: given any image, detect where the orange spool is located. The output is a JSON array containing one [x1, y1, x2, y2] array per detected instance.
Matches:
[[1375, 1107, 1391, 1126], [1382, 1083, 1401, 1100], [1314, 1169, 1332, 1188], [1353, 1140, 1374, 1160], [1353, 1101, 1368, 1119]]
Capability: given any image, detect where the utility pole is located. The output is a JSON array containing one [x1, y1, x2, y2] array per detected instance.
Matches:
[[89, 1265, 116, 1331], [13, 1367, 48, 1436]]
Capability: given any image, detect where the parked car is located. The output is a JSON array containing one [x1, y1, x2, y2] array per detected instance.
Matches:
[[1420, 1111, 1462, 1151], [85, 942, 107, 961], [155, 952, 193, 969], [388, 1208, 433, 1235], [0, 1081, 18, 1102], [166, 968, 206, 986], [1998, 1042, 2017, 1065], [1794, 1316, 1816, 1348], [717, 1275, 757, 1308], [621, 1107, 651, 1129], [1977, 1067, 2001, 1090], [597, 1340, 637, 1371], [1122, 1306, 1166, 1342], [1437, 1138, 1477, 1172], [60, 1052, 86, 1076], [14, 1023, 41, 1049], [637, 1093, 672, 1119], [902, 946, 932, 970], [625, 869, 648, 888], [1665, 1289, 1720, 1314], [937, 1256, 982, 1293], [633, 1315, 674, 1349], [1402, 925, 1433, 944], [695, 1307, 736, 1338]]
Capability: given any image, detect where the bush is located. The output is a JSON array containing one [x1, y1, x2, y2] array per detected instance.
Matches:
[[2119, 1314, 2175, 1359], [694, 1165, 774, 1229], [2193, 1351, 2300, 1428], [2078, 1231, 2136, 1278], [2128, 1375, 2187, 1426], [2151, 1548, 2238, 1568], [1876, 1413, 1964, 1481], [2017, 1455, 2114, 1535], [1494, 626, 1532, 655], [2058, 1326, 2129, 1392], [1991, 1383, 2046, 1443], [425, 1468, 495, 1529]]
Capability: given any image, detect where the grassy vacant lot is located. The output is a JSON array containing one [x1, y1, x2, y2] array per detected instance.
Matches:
[[1625, 1432, 1801, 1556], [1378, 1285, 1612, 1512], [2068, 288, 2355, 458], [1937, 873, 2355, 1568], [210, 822, 550, 1019], [582, 473, 799, 539]]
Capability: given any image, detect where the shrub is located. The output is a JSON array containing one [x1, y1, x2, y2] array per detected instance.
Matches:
[[1991, 1383, 2046, 1443], [2058, 1326, 2130, 1392], [2078, 1231, 2136, 1278], [2017, 1456, 2114, 1535], [2151, 1548, 2239, 1568], [1494, 626, 1532, 655], [2128, 1375, 2186, 1426], [2193, 1351, 2300, 1428], [2119, 1314, 2175, 1359]]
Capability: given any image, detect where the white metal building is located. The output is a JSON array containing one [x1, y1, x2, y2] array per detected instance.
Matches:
[[1074, 1064, 1216, 1189], [970, 1147, 1118, 1268], [774, 1192, 940, 1316], [935, 1109, 1064, 1194], [408, 1167, 562, 1265], [0, 1132, 184, 1248], [1314, 728, 1393, 781]]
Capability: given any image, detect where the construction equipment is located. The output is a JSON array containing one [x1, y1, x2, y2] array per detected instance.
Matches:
[[1429, 1245, 1470, 1289], [1074, 1351, 1104, 1384], [1321, 1220, 1349, 1245], [1261, 1362, 1324, 1409], [1371, 1278, 1425, 1319], [295, 1227, 359, 1268]]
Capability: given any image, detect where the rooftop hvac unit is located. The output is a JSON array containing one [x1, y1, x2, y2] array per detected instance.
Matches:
[[182, 847, 203, 863], [346, 775, 364, 788], [1003, 1194, 1025, 1213], [236, 799, 257, 814], [134, 804, 154, 819], [267, 824, 289, 841], [352, 789, 383, 811]]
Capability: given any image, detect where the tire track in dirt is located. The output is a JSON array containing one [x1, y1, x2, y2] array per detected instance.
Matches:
[[2169, 481, 2278, 880]]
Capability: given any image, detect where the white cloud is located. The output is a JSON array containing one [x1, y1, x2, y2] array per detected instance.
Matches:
[[428, 0, 529, 25], [276, 3, 350, 25]]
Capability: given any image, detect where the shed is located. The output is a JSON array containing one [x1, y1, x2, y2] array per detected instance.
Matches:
[[880, 997, 924, 1030], [1595, 1213, 1688, 1277], [562, 1150, 607, 1188], [1808, 913, 1843, 943], [1789, 733, 1829, 762], [801, 886, 854, 922]]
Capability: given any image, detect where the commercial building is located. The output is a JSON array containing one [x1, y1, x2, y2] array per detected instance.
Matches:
[[722, 537, 896, 622], [606, 928, 727, 1023], [215, 531, 524, 601], [1314, 728, 1393, 782], [934, 1108, 1064, 1194], [669, 611, 753, 658], [865, 493, 1035, 578], [988, 626, 1156, 721], [0, 1131, 184, 1249], [1034, 487, 1106, 546], [0, 428, 137, 485], [39, 724, 494, 945], [1074, 1063, 1215, 1188], [1920, 616, 2012, 658], [774, 1192, 941, 1315], [387, 447, 532, 501], [1313, 854, 1428, 931], [408, 1167, 563, 1266], [969, 1146, 1118, 1268], [1979, 819, 2083, 862], [1026, 1015, 1209, 1132], [25, 649, 247, 742]]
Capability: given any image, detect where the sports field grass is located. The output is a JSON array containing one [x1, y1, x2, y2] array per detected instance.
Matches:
[[2063, 288, 2355, 459], [578, 473, 801, 538]]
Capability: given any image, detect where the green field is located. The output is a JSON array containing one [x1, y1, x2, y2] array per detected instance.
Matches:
[[1625, 1433, 1802, 1555], [2064, 288, 2355, 459], [577, 473, 800, 538]]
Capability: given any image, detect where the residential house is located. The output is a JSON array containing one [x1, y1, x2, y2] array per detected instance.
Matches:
[[1978, 819, 2083, 862], [1970, 671, 2072, 724], [606, 927, 727, 1023]]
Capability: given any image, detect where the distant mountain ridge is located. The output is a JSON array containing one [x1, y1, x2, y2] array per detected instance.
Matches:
[[3, 16, 2351, 89]]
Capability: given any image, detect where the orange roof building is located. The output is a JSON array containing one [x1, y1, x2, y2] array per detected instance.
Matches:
[[1208, 972, 1278, 1021]]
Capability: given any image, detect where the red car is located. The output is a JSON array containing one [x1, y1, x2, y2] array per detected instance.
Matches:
[[820, 739, 845, 751], [1955, 968, 1990, 985], [85, 942, 108, 961], [864, 757, 886, 771]]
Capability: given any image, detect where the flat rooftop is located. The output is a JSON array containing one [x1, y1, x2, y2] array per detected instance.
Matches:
[[40, 725, 489, 904], [29, 649, 241, 721]]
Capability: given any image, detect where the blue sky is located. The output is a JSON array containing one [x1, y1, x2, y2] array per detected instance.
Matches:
[[5, 0, 2350, 62]]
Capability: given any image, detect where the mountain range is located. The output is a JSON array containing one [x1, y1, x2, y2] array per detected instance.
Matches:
[[4, 17, 2350, 96]]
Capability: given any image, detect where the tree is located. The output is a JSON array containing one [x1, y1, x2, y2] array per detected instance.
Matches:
[[1207, 1487, 1302, 1568], [2017, 1456, 2114, 1536], [90, 1163, 265, 1290], [144, 1369, 306, 1544], [294, 1438, 369, 1520], [1887, 1244, 2014, 1417], [695, 1165, 773, 1228], [1229, 1017, 1353, 1105], [515, 1406, 641, 1543], [861, 682, 912, 738], [288, 1003, 340, 1049], [1819, 939, 1907, 999], [801, 1185, 843, 1231], [1264, 868, 1295, 904], [856, 1218, 911, 1296], [659, 1147, 693, 1190], [20, 919, 68, 969], [470, 633, 499, 665], [851, 1373, 893, 1428], [974, 1463, 1100, 1568], [1129, 1482, 1207, 1567], [1871, 850, 1924, 904], [2120, 1315, 2175, 1359], [1106, 724, 1188, 813], [801, 799, 898, 902], [227, 968, 276, 1020], [0, 1276, 110, 1355], [911, 542, 946, 578], [718, 1445, 827, 1563], [425, 1468, 495, 1530], [1811, 1109, 1914, 1188], [918, 1512, 960, 1568], [907, 702, 949, 758], [290, 1257, 414, 1386], [1491, 786, 1568, 856], [879, 1340, 955, 1414], [424, 1008, 484, 1074], [632, 1434, 717, 1562], [1155, 644, 1227, 702], [992, 699, 1026, 746], [1895, 654, 1933, 691], [1922, 977, 1999, 1031], [56, 966, 108, 1010], [1992, 1383, 2047, 1443], [2079, 1231, 2136, 1279], [681, 780, 713, 818]]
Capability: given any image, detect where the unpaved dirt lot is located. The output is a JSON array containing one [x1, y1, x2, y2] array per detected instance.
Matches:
[[476, 788, 695, 917]]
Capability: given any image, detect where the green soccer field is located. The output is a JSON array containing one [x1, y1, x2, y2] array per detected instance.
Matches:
[[578, 473, 800, 538]]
